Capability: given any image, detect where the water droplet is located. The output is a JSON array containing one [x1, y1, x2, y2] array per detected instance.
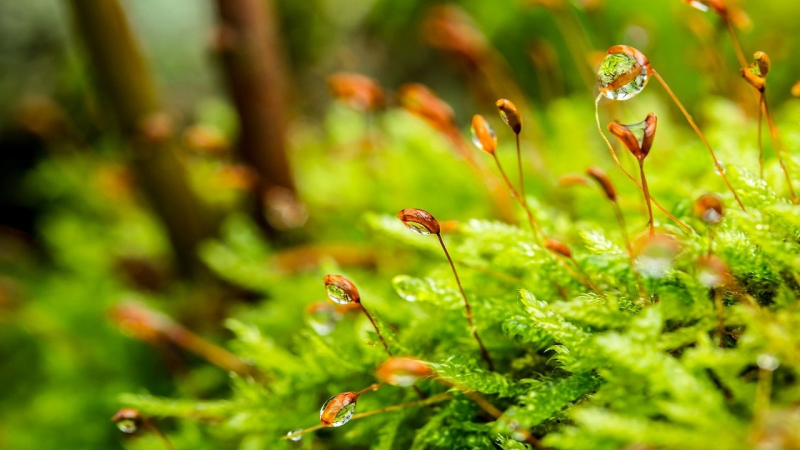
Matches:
[[116, 419, 137, 434], [498, 110, 509, 125], [287, 429, 303, 441], [470, 115, 497, 154], [757, 354, 779, 371], [697, 267, 722, 288], [495, 99, 522, 134], [320, 392, 358, 427], [326, 285, 351, 304], [323, 274, 360, 304], [702, 209, 722, 224], [397, 208, 440, 234], [634, 235, 678, 279], [392, 275, 426, 302], [407, 221, 433, 235], [715, 162, 726, 175], [305, 302, 342, 335], [597, 52, 649, 101], [693, 194, 724, 225], [687, 0, 710, 12]]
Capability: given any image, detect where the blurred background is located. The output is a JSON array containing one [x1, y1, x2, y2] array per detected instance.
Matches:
[[1, 0, 799, 448]]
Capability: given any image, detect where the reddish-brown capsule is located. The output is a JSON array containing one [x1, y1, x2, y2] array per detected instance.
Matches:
[[327, 72, 385, 111], [495, 99, 522, 134], [607, 113, 657, 160], [544, 239, 573, 259], [422, 5, 488, 66], [557, 174, 590, 188], [376, 357, 435, 387], [397, 84, 456, 132], [470, 115, 497, 155], [323, 274, 361, 304], [320, 392, 359, 427], [585, 166, 617, 202], [693, 194, 724, 224], [110, 303, 168, 345], [397, 208, 441, 235]]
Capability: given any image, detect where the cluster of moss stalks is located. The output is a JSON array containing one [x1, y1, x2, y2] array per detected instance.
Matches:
[[103, 4, 799, 450]]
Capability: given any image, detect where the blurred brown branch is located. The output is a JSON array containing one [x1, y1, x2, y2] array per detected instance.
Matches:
[[66, 0, 218, 278], [211, 0, 296, 237]]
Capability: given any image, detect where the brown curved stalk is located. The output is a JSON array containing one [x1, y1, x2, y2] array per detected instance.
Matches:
[[436, 233, 495, 371], [757, 93, 764, 178], [723, 18, 748, 70], [611, 202, 648, 302], [594, 95, 692, 232], [516, 134, 526, 207], [281, 392, 454, 441], [491, 154, 544, 243], [761, 96, 798, 204], [359, 305, 393, 356], [448, 131, 517, 223], [650, 70, 746, 210], [638, 159, 655, 237], [144, 421, 175, 450]]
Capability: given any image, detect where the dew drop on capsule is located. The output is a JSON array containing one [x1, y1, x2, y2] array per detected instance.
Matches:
[[116, 419, 137, 434], [757, 354, 779, 371], [320, 393, 358, 427], [597, 52, 649, 101], [687, 0, 710, 12], [323, 275, 360, 305], [286, 429, 303, 441], [405, 221, 433, 235], [470, 120, 496, 152], [326, 285, 351, 304]]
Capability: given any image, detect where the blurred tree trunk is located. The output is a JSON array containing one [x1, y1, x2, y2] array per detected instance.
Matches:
[[211, 0, 296, 237], [66, 0, 217, 278]]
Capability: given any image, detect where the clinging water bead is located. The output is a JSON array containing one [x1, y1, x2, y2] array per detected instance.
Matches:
[[597, 46, 651, 100], [470, 115, 497, 154], [111, 408, 142, 434], [693, 194, 724, 225], [320, 392, 359, 427], [323, 274, 361, 304], [495, 99, 522, 134], [397, 208, 441, 235]]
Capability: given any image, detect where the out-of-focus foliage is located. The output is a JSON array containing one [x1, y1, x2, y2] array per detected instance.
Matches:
[[2, 0, 800, 449]]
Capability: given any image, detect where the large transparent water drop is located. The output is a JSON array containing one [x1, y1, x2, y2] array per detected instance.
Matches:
[[597, 52, 649, 101], [286, 429, 303, 441], [320, 393, 358, 427], [116, 419, 137, 434], [392, 275, 426, 302], [326, 284, 353, 304]]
